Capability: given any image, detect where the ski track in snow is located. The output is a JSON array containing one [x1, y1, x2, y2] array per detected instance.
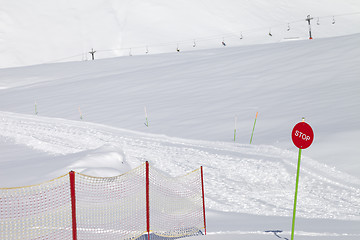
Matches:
[[0, 111, 360, 221]]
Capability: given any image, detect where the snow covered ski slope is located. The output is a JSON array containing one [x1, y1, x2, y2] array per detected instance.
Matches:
[[1, 15, 360, 240]]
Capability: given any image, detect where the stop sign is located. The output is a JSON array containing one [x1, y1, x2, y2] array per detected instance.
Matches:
[[292, 122, 314, 149]]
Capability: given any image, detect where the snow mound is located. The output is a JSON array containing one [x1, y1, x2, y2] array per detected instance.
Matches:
[[64, 144, 132, 177]]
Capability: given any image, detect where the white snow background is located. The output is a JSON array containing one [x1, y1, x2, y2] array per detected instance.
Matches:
[[0, 0, 360, 239]]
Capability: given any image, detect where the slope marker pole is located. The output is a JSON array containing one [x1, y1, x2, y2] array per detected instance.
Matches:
[[35, 101, 38, 115], [250, 112, 258, 144], [78, 107, 83, 120], [144, 106, 149, 127]]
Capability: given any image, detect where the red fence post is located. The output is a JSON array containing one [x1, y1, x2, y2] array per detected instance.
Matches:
[[200, 166, 207, 235], [146, 161, 150, 240], [69, 171, 77, 240]]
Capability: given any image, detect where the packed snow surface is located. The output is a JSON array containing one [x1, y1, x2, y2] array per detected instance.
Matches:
[[1, 0, 360, 239]]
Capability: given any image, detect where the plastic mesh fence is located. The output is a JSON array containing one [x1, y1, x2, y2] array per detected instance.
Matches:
[[75, 164, 147, 239], [149, 167, 204, 239], [0, 174, 72, 240], [0, 162, 205, 240]]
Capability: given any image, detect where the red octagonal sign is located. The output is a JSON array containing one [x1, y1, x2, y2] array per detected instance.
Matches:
[[292, 122, 314, 149]]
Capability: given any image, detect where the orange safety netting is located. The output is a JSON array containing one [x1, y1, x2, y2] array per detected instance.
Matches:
[[0, 162, 205, 240]]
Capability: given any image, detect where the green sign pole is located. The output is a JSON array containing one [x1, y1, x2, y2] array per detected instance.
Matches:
[[291, 148, 302, 240], [291, 118, 314, 240]]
